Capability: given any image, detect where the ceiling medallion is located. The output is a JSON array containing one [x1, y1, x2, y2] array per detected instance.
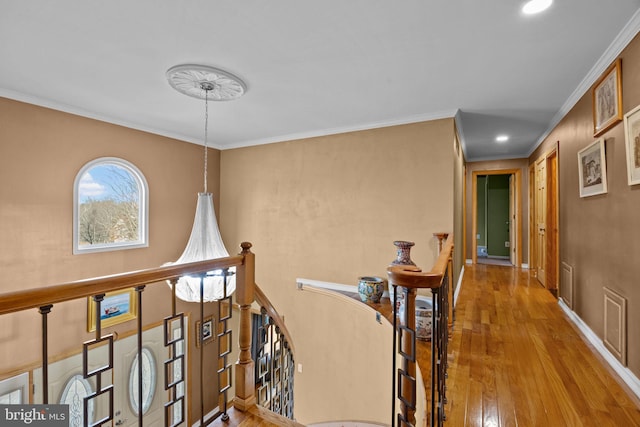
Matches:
[[166, 64, 246, 101]]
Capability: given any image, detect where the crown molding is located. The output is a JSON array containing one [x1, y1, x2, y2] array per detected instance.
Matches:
[[221, 110, 459, 150], [528, 8, 640, 157]]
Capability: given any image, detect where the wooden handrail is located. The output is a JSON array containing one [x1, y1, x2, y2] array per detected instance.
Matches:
[[0, 254, 244, 315], [387, 234, 454, 427], [387, 234, 454, 289], [254, 283, 295, 355]]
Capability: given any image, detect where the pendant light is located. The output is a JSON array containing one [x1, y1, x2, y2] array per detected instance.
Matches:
[[164, 64, 246, 302]]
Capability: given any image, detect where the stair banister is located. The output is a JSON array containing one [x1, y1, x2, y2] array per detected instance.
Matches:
[[233, 242, 257, 411], [388, 234, 454, 427]]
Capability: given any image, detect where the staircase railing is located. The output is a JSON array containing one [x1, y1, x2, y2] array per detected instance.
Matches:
[[0, 241, 295, 426], [253, 284, 295, 419], [387, 234, 454, 427]]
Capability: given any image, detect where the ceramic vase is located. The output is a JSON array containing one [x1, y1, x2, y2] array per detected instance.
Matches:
[[391, 240, 416, 266], [415, 297, 433, 341], [390, 240, 416, 324], [358, 276, 386, 303]]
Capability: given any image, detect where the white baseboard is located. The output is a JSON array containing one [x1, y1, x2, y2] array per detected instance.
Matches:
[[521, 263, 529, 269], [558, 299, 640, 400], [465, 259, 473, 264], [453, 266, 464, 307]]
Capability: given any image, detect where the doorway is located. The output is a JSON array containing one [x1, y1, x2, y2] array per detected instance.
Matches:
[[530, 147, 559, 293], [472, 169, 522, 267]]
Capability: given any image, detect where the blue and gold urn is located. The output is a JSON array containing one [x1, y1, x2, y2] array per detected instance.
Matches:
[[357, 276, 386, 303]]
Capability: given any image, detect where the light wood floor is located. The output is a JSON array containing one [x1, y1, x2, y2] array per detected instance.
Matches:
[[446, 264, 640, 426], [213, 264, 640, 426]]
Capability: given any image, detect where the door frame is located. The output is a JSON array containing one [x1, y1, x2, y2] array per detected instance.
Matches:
[[530, 146, 559, 290], [471, 169, 522, 266]]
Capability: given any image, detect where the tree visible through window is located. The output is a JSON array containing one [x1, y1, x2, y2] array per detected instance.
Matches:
[[74, 158, 148, 253]]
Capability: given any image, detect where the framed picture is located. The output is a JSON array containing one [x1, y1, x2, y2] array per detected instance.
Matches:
[[87, 288, 137, 332], [623, 104, 640, 185], [593, 59, 622, 136], [578, 138, 608, 198], [195, 316, 214, 347]]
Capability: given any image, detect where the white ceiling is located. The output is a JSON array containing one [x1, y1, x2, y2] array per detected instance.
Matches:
[[1, 1, 640, 161]]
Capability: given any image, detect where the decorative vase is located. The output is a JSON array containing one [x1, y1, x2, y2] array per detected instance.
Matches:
[[391, 240, 416, 266], [390, 240, 416, 325], [415, 297, 433, 341], [358, 276, 386, 303]]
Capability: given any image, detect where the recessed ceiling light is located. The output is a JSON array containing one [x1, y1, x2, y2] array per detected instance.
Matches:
[[496, 135, 509, 143], [522, 0, 552, 15]]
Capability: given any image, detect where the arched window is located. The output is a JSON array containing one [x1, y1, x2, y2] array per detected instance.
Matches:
[[73, 158, 148, 254]]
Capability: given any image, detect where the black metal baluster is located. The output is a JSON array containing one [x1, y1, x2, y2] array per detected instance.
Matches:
[[431, 289, 437, 427], [84, 293, 114, 427], [164, 278, 185, 427], [39, 304, 53, 404], [391, 284, 398, 427], [218, 268, 232, 422], [199, 275, 205, 427], [135, 285, 145, 426]]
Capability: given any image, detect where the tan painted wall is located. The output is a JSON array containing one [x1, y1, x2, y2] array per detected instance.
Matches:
[[529, 32, 640, 378], [0, 97, 223, 419], [219, 120, 455, 423], [453, 130, 465, 287], [464, 158, 530, 264]]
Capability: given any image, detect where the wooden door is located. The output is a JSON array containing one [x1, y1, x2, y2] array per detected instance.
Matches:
[[114, 325, 166, 427], [546, 151, 559, 291], [535, 157, 547, 286]]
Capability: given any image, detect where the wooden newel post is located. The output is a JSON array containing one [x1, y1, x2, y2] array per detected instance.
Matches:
[[433, 233, 449, 254], [233, 242, 257, 411]]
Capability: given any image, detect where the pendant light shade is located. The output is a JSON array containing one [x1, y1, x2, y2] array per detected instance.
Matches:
[[165, 64, 246, 302], [165, 193, 235, 302]]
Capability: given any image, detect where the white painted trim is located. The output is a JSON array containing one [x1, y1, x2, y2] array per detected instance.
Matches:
[[454, 109, 468, 159], [465, 259, 473, 265], [297, 277, 356, 293], [224, 110, 459, 150], [297, 277, 392, 299], [558, 300, 640, 400], [528, 8, 640, 157], [0, 87, 208, 147], [0, 87, 457, 151], [454, 266, 464, 307], [520, 263, 529, 269]]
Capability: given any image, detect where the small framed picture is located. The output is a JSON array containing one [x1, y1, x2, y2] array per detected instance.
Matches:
[[578, 138, 608, 198], [195, 316, 214, 347], [87, 289, 137, 332], [623, 104, 640, 185], [592, 59, 622, 136]]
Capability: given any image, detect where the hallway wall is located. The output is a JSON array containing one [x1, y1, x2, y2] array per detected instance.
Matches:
[[530, 32, 640, 378], [0, 97, 222, 418], [220, 120, 457, 423]]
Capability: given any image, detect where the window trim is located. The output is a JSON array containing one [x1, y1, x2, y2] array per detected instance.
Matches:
[[73, 157, 149, 254]]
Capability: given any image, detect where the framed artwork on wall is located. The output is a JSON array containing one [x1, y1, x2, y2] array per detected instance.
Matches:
[[623, 104, 640, 185], [87, 289, 138, 332], [195, 316, 214, 347], [592, 59, 622, 137], [578, 138, 608, 198]]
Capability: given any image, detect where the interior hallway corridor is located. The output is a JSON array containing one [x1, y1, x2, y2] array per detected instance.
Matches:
[[446, 264, 640, 426]]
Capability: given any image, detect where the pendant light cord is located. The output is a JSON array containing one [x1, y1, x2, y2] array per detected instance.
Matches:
[[204, 89, 209, 194]]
